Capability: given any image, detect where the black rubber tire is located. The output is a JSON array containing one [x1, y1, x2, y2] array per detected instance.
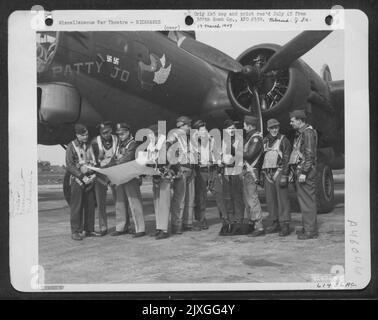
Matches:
[[316, 163, 335, 213], [63, 171, 71, 205]]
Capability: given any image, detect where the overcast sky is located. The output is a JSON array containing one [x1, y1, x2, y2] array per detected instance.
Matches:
[[38, 30, 343, 165]]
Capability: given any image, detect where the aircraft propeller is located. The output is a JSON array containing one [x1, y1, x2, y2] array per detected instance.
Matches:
[[260, 30, 333, 74], [228, 30, 333, 115], [179, 30, 332, 83], [178, 30, 333, 115]]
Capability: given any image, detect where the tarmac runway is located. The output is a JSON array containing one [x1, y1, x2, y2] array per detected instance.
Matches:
[[38, 174, 345, 286]]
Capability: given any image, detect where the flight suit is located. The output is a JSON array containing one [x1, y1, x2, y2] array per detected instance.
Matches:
[[194, 136, 214, 228], [147, 133, 172, 234], [213, 133, 244, 223], [153, 175, 171, 233], [262, 134, 292, 226], [110, 136, 145, 234], [289, 124, 318, 234], [194, 166, 209, 227], [171, 166, 195, 230], [65, 139, 96, 235], [91, 134, 118, 233], [168, 130, 196, 231], [242, 129, 264, 230], [213, 170, 245, 223]]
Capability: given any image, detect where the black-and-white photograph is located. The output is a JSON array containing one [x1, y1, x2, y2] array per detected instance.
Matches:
[[35, 28, 347, 286]]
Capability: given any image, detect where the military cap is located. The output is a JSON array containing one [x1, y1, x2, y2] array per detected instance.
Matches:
[[147, 124, 159, 136], [74, 123, 88, 135], [176, 116, 192, 126], [289, 109, 307, 119], [223, 119, 236, 129], [267, 118, 280, 128], [192, 119, 206, 130], [116, 122, 131, 132], [97, 121, 113, 133], [244, 115, 259, 126]]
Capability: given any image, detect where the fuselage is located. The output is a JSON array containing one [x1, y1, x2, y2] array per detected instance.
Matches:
[[38, 31, 231, 133], [37, 31, 344, 168]]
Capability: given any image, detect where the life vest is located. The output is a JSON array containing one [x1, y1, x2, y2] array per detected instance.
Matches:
[[72, 141, 93, 165], [115, 137, 135, 160], [167, 129, 194, 166], [97, 134, 118, 167], [141, 134, 166, 165], [197, 135, 215, 167], [262, 135, 284, 169], [223, 135, 243, 176], [70, 141, 96, 189]]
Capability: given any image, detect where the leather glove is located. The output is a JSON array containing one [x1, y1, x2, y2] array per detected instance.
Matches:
[[279, 175, 288, 188]]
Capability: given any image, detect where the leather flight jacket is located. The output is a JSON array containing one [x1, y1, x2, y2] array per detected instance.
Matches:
[[289, 124, 318, 177], [242, 129, 263, 181]]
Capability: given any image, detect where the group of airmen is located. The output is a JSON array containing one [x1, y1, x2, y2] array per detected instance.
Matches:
[[65, 108, 319, 242]]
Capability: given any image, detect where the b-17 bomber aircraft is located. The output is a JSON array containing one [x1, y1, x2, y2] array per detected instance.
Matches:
[[36, 30, 344, 213]]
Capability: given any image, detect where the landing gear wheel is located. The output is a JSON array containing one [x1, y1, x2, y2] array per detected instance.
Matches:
[[316, 163, 335, 213], [63, 171, 71, 205]]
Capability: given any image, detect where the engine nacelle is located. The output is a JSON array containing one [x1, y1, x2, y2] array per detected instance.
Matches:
[[37, 82, 103, 145], [226, 44, 312, 118], [38, 82, 102, 125]]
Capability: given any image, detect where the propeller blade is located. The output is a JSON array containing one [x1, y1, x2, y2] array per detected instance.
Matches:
[[253, 88, 263, 130], [178, 36, 243, 73], [261, 30, 333, 73]]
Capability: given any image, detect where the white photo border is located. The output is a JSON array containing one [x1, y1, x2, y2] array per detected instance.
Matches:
[[8, 9, 370, 292]]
